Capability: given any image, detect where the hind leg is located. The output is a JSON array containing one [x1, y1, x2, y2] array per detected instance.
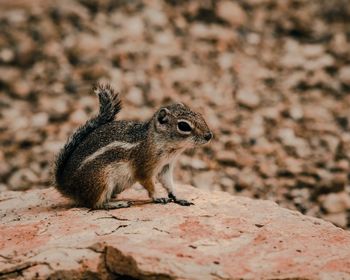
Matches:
[[93, 187, 133, 210], [93, 183, 133, 210], [94, 164, 135, 210]]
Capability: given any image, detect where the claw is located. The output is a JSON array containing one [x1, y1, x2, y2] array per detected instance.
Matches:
[[153, 197, 172, 204], [168, 193, 194, 206], [174, 199, 194, 206], [103, 201, 133, 210]]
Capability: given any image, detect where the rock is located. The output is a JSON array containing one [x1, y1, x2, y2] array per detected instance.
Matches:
[[339, 66, 350, 86], [216, 0, 247, 26], [247, 115, 265, 139], [258, 161, 277, 177], [0, 48, 14, 63], [236, 88, 260, 108], [31, 112, 49, 128], [1, 186, 350, 279], [0, 67, 20, 85], [315, 169, 346, 194], [219, 176, 235, 193], [322, 213, 348, 228], [321, 192, 350, 214], [7, 168, 38, 191], [144, 8, 168, 27], [11, 80, 31, 98], [289, 106, 303, 120], [15, 35, 36, 67], [69, 109, 88, 125], [334, 160, 349, 171], [126, 87, 144, 106], [281, 157, 303, 175], [301, 44, 325, 58], [0, 151, 10, 178], [237, 167, 262, 189], [180, 157, 208, 170], [277, 128, 310, 157], [2, 0, 350, 234], [192, 171, 216, 191], [216, 150, 238, 166], [124, 16, 144, 38]]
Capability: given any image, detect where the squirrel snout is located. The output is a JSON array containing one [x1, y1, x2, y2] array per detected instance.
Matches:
[[204, 132, 213, 142]]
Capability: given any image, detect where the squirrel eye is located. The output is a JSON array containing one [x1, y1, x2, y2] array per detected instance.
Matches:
[[177, 121, 192, 133]]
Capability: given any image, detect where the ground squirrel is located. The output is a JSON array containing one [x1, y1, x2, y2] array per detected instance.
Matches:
[[54, 84, 212, 209]]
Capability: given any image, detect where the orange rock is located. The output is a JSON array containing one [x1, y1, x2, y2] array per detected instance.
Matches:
[[1, 186, 350, 279]]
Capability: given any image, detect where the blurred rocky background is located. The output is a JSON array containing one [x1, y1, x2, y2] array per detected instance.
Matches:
[[1, 0, 350, 229]]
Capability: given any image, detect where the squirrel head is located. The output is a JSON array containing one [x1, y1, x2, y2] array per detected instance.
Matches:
[[152, 103, 212, 147]]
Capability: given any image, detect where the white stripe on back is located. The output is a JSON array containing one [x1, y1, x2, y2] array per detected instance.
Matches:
[[79, 141, 139, 169]]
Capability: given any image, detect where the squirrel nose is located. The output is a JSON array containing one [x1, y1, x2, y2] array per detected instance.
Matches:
[[204, 132, 213, 141]]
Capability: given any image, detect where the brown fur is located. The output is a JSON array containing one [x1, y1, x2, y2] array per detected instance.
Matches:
[[54, 84, 212, 209]]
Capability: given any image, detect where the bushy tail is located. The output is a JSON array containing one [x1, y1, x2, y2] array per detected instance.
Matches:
[[54, 83, 121, 186]]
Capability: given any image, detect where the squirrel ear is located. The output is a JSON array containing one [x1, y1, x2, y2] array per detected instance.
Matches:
[[157, 108, 170, 124]]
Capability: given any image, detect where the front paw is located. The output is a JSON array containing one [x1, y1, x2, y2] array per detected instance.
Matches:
[[174, 199, 194, 206], [153, 197, 172, 204], [168, 193, 194, 206]]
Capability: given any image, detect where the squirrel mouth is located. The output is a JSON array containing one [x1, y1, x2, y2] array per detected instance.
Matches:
[[193, 138, 211, 145]]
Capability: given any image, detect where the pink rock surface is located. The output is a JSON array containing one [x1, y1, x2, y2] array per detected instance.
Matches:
[[1, 185, 350, 279]]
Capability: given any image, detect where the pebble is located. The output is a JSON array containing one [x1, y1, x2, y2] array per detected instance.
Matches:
[[126, 87, 144, 107], [216, 1, 247, 26], [236, 89, 261, 109], [8, 169, 39, 191], [339, 66, 350, 86], [321, 192, 350, 214]]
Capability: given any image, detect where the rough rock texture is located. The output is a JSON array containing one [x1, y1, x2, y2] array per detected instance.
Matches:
[[1, 185, 350, 280], [2, 0, 350, 229]]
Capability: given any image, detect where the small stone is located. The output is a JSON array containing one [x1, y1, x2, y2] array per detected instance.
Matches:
[[8, 169, 38, 191], [180, 157, 208, 170], [322, 213, 348, 228], [216, 150, 238, 166], [339, 66, 350, 86], [237, 168, 260, 189], [190, 159, 208, 170], [192, 171, 216, 191], [0, 67, 20, 85], [126, 87, 144, 107], [289, 106, 303, 120], [332, 173, 347, 190], [144, 8, 168, 26], [259, 162, 277, 178], [12, 81, 31, 98], [125, 17, 144, 37], [236, 89, 260, 108], [282, 157, 303, 175], [0, 184, 8, 192], [32, 112, 49, 128], [0, 48, 15, 63], [219, 177, 235, 194], [278, 128, 296, 146], [321, 192, 350, 214], [218, 53, 234, 70], [216, 1, 247, 26], [0, 152, 10, 177], [335, 160, 349, 171], [302, 44, 324, 58], [247, 115, 265, 139], [70, 110, 88, 124], [296, 175, 317, 188]]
